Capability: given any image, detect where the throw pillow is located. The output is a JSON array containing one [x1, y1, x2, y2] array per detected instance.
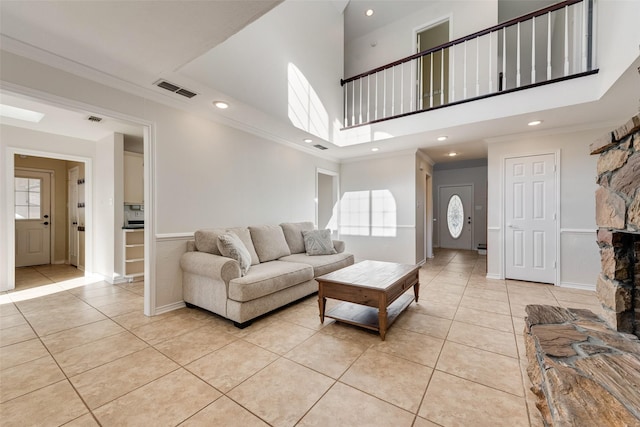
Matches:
[[280, 222, 315, 254], [302, 229, 337, 256], [249, 225, 291, 262], [194, 228, 226, 255], [217, 232, 251, 276], [227, 227, 260, 266]]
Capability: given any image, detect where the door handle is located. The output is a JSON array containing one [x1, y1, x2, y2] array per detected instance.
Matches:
[[72, 221, 78, 225], [508, 224, 521, 229], [43, 222, 49, 226]]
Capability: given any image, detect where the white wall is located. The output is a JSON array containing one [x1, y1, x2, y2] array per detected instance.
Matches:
[[433, 161, 488, 250], [339, 151, 417, 264], [180, 0, 345, 143], [486, 126, 605, 288], [344, 0, 498, 77], [0, 50, 340, 310]]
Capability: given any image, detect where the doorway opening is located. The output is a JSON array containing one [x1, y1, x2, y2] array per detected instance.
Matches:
[[316, 169, 339, 237], [13, 154, 88, 291], [416, 19, 450, 109]]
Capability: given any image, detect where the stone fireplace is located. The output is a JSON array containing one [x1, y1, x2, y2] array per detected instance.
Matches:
[[590, 113, 640, 338]]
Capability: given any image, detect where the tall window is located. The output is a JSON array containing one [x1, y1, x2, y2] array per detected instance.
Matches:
[[15, 177, 41, 220], [340, 190, 397, 237]]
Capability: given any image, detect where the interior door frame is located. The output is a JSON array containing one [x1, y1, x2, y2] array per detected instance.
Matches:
[[501, 150, 560, 285], [7, 151, 90, 287], [14, 166, 54, 267], [413, 14, 453, 110], [438, 183, 474, 250]]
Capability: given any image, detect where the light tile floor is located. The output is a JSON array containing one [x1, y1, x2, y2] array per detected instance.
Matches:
[[1, 250, 603, 426]]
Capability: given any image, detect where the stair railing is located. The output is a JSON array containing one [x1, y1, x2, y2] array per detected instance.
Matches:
[[341, 0, 596, 128]]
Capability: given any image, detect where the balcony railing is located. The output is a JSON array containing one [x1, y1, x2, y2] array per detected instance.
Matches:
[[341, 0, 596, 129]]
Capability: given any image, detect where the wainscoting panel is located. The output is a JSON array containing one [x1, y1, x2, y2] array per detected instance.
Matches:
[[560, 229, 599, 290]]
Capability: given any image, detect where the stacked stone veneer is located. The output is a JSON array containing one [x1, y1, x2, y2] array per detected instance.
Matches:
[[590, 114, 640, 337]]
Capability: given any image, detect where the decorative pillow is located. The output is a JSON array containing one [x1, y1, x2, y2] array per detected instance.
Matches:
[[249, 225, 291, 262], [194, 228, 226, 255], [217, 232, 251, 276], [302, 229, 337, 256], [227, 227, 260, 266], [280, 222, 315, 254]]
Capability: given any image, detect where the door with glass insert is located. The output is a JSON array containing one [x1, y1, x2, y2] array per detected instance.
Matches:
[[439, 185, 473, 249], [15, 169, 51, 267]]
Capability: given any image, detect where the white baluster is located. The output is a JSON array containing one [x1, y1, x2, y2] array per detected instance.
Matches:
[[383, 69, 387, 118], [564, 5, 569, 76], [430, 53, 434, 108], [489, 32, 493, 93], [367, 75, 371, 123], [351, 81, 355, 125], [343, 83, 347, 126], [463, 41, 467, 99], [375, 72, 378, 121], [547, 11, 552, 80], [400, 62, 404, 114], [359, 79, 363, 124], [476, 37, 480, 96], [503, 27, 507, 90], [392, 66, 395, 116], [531, 16, 536, 84], [440, 48, 445, 106], [516, 22, 521, 87], [451, 45, 456, 101]]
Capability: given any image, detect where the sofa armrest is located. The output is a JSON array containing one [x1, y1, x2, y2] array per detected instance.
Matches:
[[180, 251, 241, 284], [332, 240, 345, 254]]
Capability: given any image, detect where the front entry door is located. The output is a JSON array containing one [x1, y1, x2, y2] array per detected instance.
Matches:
[[505, 154, 556, 284], [15, 169, 52, 267], [439, 185, 472, 249]]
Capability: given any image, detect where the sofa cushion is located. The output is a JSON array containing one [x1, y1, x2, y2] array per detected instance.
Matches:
[[194, 228, 226, 255], [279, 253, 354, 277], [280, 221, 315, 254], [249, 225, 291, 262], [302, 229, 337, 255], [228, 261, 313, 302], [217, 232, 252, 276], [227, 227, 260, 266]]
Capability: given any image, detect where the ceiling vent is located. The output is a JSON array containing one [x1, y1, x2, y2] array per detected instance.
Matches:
[[154, 80, 197, 99], [87, 115, 103, 122], [313, 144, 329, 150]]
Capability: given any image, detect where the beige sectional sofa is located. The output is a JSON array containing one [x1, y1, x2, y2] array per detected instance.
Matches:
[[180, 222, 354, 327]]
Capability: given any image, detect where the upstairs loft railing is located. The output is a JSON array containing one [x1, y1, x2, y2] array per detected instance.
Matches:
[[341, 0, 597, 129]]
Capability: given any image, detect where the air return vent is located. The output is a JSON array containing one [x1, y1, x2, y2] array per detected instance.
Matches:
[[313, 144, 328, 150], [154, 80, 197, 99], [87, 115, 103, 122]]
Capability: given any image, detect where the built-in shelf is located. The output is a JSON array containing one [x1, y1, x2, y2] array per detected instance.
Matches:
[[123, 229, 144, 280]]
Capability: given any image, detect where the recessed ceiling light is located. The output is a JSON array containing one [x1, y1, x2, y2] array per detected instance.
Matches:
[[437, 136, 448, 141], [371, 147, 379, 152], [448, 152, 457, 157], [365, 9, 374, 17], [303, 138, 312, 143], [0, 104, 45, 123], [528, 120, 542, 126], [213, 101, 229, 109]]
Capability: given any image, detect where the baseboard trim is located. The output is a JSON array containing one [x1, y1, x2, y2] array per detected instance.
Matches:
[[155, 301, 186, 315], [558, 281, 596, 291], [486, 273, 502, 280]]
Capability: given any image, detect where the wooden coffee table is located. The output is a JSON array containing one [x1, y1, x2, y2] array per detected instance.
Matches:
[[317, 260, 420, 340]]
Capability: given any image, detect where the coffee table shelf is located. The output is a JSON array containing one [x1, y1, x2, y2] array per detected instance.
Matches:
[[325, 293, 414, 333]]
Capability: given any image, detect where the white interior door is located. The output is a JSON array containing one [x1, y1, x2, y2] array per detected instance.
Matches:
[[439, 185, 472, 249], [505, 154, 556, 284], [15, 169, 52, 267], [68, 167, 79, 267]]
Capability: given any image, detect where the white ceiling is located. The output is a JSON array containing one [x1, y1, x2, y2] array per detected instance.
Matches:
[[0, 0, 638, 164]]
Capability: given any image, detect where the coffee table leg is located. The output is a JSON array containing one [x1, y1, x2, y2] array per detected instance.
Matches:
[[378, 295, 388, 340], [318, 288, 326, 324], [414, 281, 420, 303]]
